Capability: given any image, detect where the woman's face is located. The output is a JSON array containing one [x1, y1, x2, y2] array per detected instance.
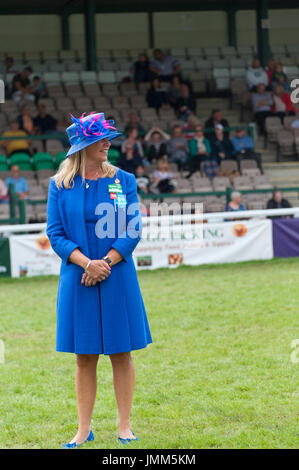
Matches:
[[159, 161, 168, 172], [195, 126, 203, 137], [215, 129, 223, 139], [233, 195, 241, 205], [172, 76, 180, 87], [85, 138, 111, 162], [129, 128, 138, 140], [152, 132, 161, 143], [275, 85, 284, 96]]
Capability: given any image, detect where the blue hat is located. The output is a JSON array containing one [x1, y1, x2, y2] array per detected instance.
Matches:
[[65, 112, 121, 157]]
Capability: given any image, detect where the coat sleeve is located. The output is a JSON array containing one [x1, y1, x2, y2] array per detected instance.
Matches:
[[46, 177, 80, 264], [111, 173, 142, 262]]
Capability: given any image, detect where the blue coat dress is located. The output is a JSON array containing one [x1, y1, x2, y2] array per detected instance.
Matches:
[[46, 167, 153, 355]]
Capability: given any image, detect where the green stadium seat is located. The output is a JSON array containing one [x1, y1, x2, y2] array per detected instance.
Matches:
[[0, 155, 8, 171], [9, 153, 32, 170], [33, 152, 55, 170], [0, 163, 9, 171], [108, 148, 120, 165], [55, 151, 67, 168]]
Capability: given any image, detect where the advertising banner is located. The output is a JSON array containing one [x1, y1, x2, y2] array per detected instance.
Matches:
[[9, 233, 60, 278], [7, 219, 273, 277], [133, 219, 273, 270]]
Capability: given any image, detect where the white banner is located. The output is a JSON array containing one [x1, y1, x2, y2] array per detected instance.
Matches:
[[9, 234, 61, 278], [133, 219, 273, 270], [8, 219, 273, 277]]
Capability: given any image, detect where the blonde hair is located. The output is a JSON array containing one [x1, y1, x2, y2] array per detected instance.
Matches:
[[157, 158, 168, 171], [53, 148, 117, 189]]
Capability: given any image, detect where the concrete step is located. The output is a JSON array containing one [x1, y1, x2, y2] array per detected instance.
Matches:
[[263, 163, 299, 191]]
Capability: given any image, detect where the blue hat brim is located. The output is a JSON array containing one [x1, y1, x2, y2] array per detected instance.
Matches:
[[66, 132, 121, 157]]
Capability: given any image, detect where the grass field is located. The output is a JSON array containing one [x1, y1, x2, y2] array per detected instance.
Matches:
[[0, 258, 298, 449]]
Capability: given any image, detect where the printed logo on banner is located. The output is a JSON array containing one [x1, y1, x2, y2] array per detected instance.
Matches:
[[232, 224, 248, 237]]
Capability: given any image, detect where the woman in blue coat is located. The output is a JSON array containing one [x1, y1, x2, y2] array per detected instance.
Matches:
[[46, 112, 152, 448]]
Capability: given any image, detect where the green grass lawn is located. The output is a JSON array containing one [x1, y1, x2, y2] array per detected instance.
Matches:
[[0, 258, 298, 449]]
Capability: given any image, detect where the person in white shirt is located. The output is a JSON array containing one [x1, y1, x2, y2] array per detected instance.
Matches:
[[0, 178, 8, 203], [246, 58, 268, 91]]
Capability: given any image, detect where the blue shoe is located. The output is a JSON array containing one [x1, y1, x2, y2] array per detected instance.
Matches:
[[118, 430, 138, 445], [62, 430, 94, 449]]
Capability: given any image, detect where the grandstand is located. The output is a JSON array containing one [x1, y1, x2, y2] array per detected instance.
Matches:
[[1, 0, 299, 225]]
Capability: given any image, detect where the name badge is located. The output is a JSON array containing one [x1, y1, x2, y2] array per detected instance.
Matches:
[[115, 194, 127, 207], [108, 183, 123, 194]]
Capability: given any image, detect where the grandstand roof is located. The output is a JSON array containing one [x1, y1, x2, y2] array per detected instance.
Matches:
[[0, 0, 299, 14]]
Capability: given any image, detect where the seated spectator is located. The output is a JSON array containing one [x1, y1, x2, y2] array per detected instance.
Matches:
[[149, 48, 181, 82], [117, 142, 143, 174], [134, 164, 151, 194], [124, 111, 145, 136], [267, 189, 292, 210], [168, 75, 183, 107], [167, 125, 188, 170], [272, 84, 296, 123], [266, 58, 277, 89], [272, 63, 291, 93], [144, 126, 170, 162], [246, 58, 268, 91], [5, 165, 29, 200], [131, 53, 151, 83], [175, 84, 196, 121], [2, 56, 19, 82], [186, 124, 211, 178], [33, 103, 57, 134], [12, 66, 32, 89], [34, 103, 69, 148], [1, 121, 31, 157], [146, 78, 169, 109], [121, 127, 144, 159], [0, 178, 8, 203], [17, 104, 35, 134], [205, 109, 230, 141], [211, 124, 234, 163], [226, 191, 246, 212], [252, 83, 273, 135], [31, 75, 47, 101], [231, 126, 263, 172], [152, 159, 176, 194], [12, 79, 35, 104]]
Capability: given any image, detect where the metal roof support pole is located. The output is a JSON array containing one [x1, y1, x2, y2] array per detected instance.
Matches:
[[256, 0, 270, 67], [227, 7, 237, 48], [148, 11, 154, 49], [61, 10, 70, 50]]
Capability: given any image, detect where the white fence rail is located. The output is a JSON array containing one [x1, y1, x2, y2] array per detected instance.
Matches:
[[1, 207, 299, 235]]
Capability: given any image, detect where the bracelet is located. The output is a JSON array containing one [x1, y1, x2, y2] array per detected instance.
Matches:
[[84, 260, 92, 272]]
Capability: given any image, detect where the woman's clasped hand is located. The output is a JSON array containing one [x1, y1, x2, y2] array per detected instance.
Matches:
[[81, 259, 111, 287]]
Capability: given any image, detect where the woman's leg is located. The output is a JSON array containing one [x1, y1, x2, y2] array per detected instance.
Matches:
[[68, 353, 99, 444], [109, 352, 136, 439]]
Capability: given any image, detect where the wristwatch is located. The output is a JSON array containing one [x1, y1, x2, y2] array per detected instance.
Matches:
[[102, 256, 112, 266]]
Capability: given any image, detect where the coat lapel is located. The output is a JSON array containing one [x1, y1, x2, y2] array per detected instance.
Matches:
[[61, 174, 90, 258]]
